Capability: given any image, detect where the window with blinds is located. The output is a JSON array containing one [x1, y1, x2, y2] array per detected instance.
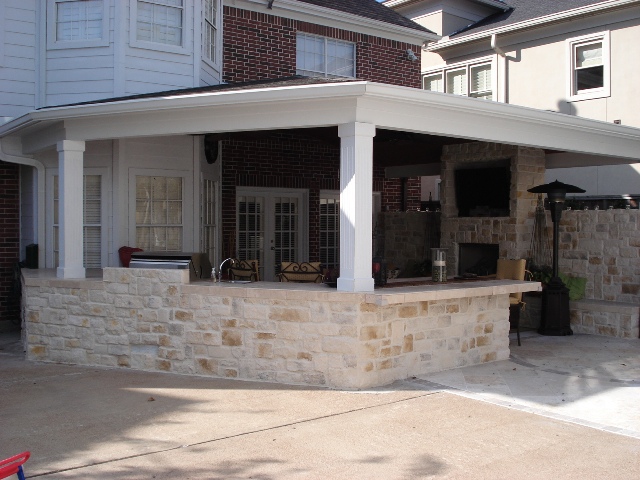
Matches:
[[574, 42, 603, 92], [204, 0, 218, 63], [319, 194, 340, 270], [296, 33, 356, 78], [55, 0, 103, 41], [567, 32, 610, 101], [53, 174, 102, 268], [201, 178, 218, 267], [135, 176, 183, 251], [136, 0, 183, 46], [423, 61, 493, 100]]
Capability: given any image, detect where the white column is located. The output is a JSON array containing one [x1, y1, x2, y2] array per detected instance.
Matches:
[[56, 140, 86, 279], [337, 122, 376, 292]]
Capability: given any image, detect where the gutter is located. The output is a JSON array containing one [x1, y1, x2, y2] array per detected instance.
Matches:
[[0, 137, 46, 269], [427, 0, 640, 51]]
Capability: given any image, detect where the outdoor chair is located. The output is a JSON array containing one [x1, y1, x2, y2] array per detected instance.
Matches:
[[228, 259, 260, 282], [0, 451, 30, 480], [277, 262, 324, 283], [496, 258, 528, 346]]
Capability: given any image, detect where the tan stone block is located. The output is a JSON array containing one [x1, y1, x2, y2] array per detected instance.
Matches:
[[175, 310, 194, 321], [359, 325, 387, 341], [360, 303, 378, 313], [476, 335, 490, 347], [484, 323, 494, 334], [29, 345, 46, 357], [297, 352, 312, 361], [378, 359, 393, 370], [156, 359, 171, 371], [224, 369, 238, 378], [398, 305, 418, 318], [117, 355, 130, 367], [152, 324, 167, 334], [221, 330, 241, 346], [363, 361, 374, 372], [197, 358, 218, 373], [256, 332, 276, 339], [446, 304, 460, 314], [269, 307, 309, 322], [482, 352, 497, 362], [65, 339, 80, 348], [222, 318, 237, 327], [403, 334, 413, 353], [256, 343, 273, 358]]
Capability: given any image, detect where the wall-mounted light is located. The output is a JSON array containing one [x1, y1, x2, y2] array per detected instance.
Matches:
[[406, 49, 418, 62]]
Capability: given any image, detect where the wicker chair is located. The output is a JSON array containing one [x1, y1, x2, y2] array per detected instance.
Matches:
[[496, 259, 528, 346], [228, 259, 260, 282], [277, 262, 324, 283]]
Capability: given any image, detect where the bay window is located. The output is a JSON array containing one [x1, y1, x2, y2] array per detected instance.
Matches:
[[423, 59, 494, 100]]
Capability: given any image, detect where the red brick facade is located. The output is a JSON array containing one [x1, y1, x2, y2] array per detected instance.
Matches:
[[221, 6, 423, 264], [0, 161, 20, 327], [221, 133, 420, 262], [223, 6, 422, 88]]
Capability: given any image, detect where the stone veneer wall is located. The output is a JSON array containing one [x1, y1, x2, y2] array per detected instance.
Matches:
[[22, 268, 512, 389], [558, 210, 639, 304], [440, 143, 546, 274]]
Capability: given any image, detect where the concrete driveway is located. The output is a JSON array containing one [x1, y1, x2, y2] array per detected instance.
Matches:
[[1, 331, 638, 479]]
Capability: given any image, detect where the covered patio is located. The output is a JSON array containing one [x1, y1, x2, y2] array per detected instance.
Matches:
[[4, 79, 640, 387]]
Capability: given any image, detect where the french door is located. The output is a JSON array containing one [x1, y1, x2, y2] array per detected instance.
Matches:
[[236, 188, 307, 281]]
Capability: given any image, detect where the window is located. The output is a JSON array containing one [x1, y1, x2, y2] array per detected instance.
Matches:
[[136, 0, 184, 47], [568, 32, 610, 101], [204, 0, 218, 63], [53, 174, 103, 268], [135, 175, 183, 251], [47, 0, 108, 48], [200, 177, 218, 267], [296, 33, 356, 78], [319, 193, 340, 270], [423, 60, 494, 100]]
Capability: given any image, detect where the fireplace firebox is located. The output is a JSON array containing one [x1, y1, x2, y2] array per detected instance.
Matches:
[[458, 243, 499, 276]]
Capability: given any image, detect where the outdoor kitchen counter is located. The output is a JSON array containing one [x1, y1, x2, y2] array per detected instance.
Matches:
[[21, 268, 541, 389]]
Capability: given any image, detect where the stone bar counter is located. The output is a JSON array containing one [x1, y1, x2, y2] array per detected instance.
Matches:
[[21, 268, 540, 389]]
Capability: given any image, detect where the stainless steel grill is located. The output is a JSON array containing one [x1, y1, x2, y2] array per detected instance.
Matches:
[[129, 252, 212, 281]]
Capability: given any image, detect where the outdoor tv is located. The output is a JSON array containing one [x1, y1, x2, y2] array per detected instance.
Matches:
[[454, 164, 511, 217]]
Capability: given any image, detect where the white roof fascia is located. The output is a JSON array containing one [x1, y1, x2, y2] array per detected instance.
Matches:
[[427, 0, 640, 51], [2, 81, 639, 164], [230, 0, 439, 44]]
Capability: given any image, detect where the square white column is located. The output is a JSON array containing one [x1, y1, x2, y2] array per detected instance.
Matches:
[[56, 140, 86, 279], [337, 122, 376, 292]]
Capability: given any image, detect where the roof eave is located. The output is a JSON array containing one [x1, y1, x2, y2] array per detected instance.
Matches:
[[427, 0, 639, 52]]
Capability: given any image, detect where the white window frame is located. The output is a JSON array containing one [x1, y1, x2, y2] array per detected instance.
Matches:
[[128, 168, 194, 252], [422, 56, 497, 101], [296, 33, 356, 79], [46, 167, 110, 269], [319, 190, 340, 270], [566, 31, 610, 102], [47, 0, 109, 50], [202, 0, 221, 68], [130, 0, 190, 55]]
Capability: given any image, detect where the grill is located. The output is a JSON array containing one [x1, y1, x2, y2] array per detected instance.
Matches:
[[129, 252, 212, 281]]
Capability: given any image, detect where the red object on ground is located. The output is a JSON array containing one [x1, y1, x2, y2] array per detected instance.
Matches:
[[118, 246, 143, 267], [0, 451, 30, 480]]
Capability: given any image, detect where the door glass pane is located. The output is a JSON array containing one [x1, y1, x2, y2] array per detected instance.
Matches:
[[274, 197, 298, 272], [237, 196, 264, 278]]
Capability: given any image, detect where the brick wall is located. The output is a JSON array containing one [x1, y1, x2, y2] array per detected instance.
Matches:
[[221, 133, 420, 262], [223, 6, 422, 87], [0, 161, 20, 328]]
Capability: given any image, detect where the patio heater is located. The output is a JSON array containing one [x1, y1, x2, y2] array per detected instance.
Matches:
[[527, 180, 585, 336]]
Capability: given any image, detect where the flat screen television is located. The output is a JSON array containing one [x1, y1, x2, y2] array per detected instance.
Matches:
[[454, 164, 511, 217]]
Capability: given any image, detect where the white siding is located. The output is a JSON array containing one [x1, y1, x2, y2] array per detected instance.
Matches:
[[0, 1, 37, 119]]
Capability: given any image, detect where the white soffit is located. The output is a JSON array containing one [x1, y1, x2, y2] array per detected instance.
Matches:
[[2, 81, 640, 164]]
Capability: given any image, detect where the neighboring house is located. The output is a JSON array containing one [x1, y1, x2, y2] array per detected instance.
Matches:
[[385, 0, 640, 197]]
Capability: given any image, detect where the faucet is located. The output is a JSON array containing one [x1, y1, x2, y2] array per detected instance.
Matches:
[[218, 258, 236, 282]]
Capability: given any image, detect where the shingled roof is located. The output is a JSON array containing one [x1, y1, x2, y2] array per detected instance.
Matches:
[[295, 0, 435, 33], [452, 0, 615, 37]]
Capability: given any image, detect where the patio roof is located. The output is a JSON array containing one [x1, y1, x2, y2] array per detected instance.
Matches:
[[1, 78, 639, 167]]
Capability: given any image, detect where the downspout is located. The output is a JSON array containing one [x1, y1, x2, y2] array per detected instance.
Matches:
[[0, 138, 46, 269], [490, 34, 507, 103]]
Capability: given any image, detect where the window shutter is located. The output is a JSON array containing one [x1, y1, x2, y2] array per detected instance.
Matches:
[[423, 73, 443, 92], [446, 69, 467, 96]]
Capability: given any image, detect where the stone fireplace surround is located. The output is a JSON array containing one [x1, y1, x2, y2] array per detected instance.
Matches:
[[440, 143, 546, 274]]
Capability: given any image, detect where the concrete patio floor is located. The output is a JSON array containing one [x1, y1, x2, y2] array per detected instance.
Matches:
[[1, 330, 639, 479]]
